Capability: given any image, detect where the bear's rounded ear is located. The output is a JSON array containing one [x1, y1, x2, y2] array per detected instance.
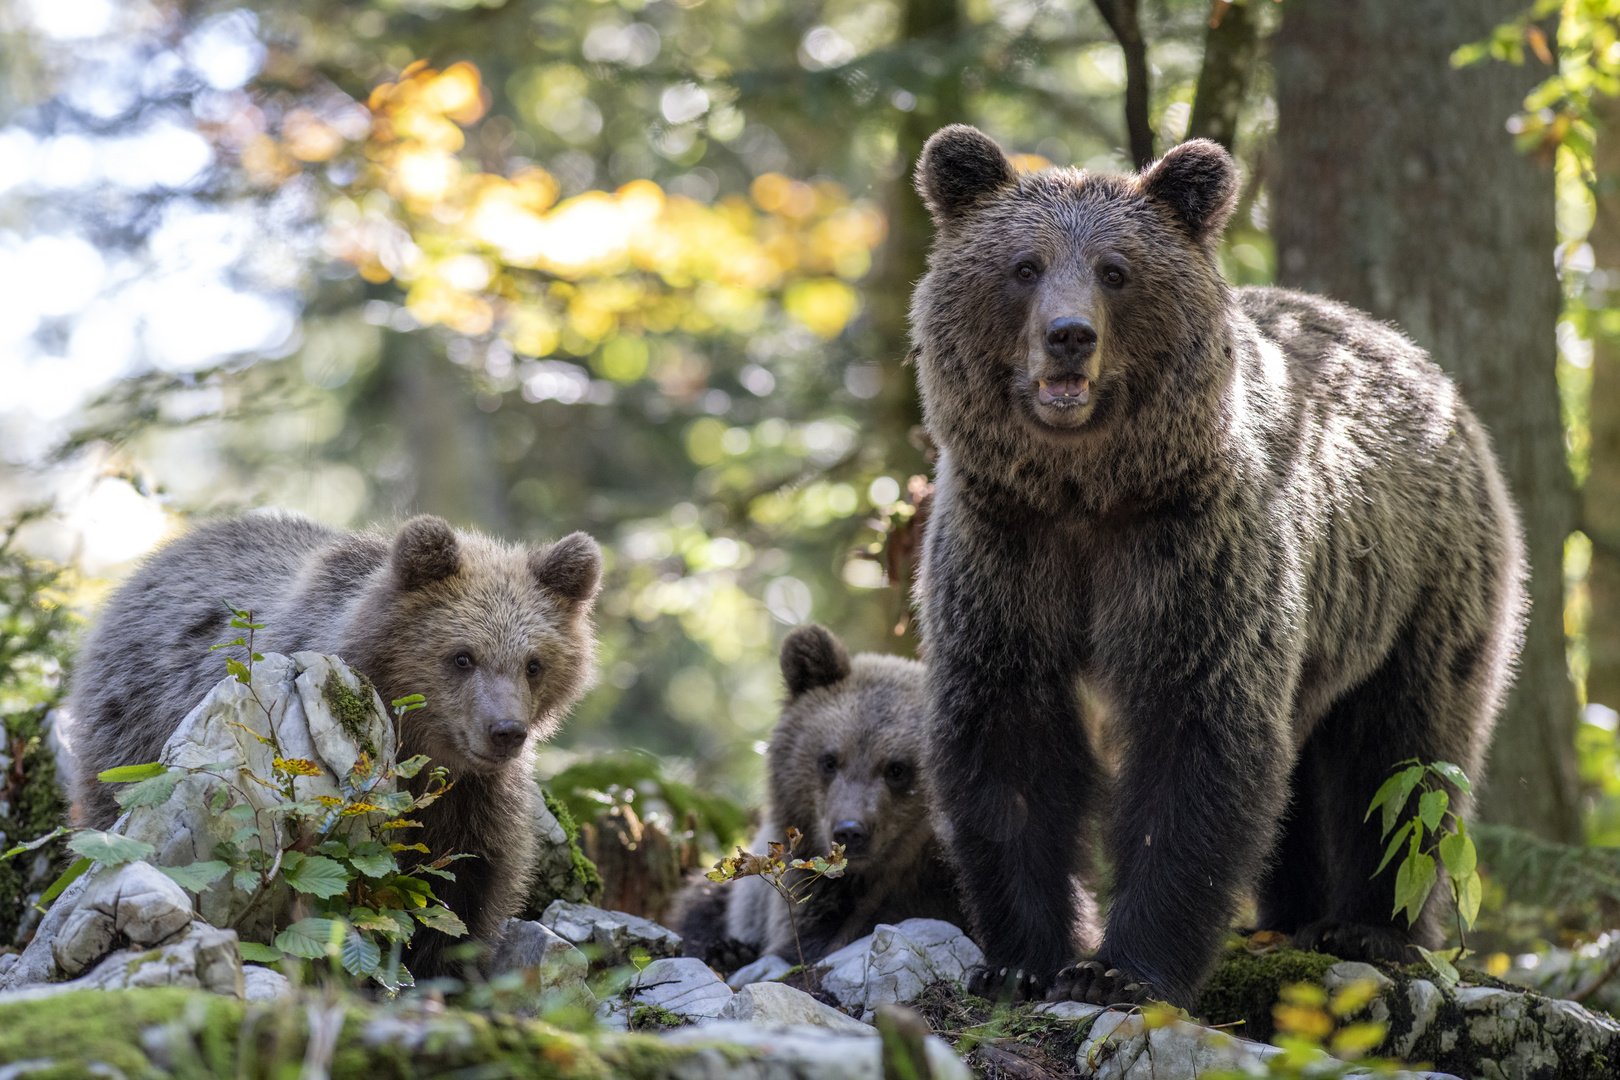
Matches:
[[780, 624, 851, 698], [530, 531, 602, 607], [915, 125, 1016, 229], [1138, 138, 1239, 245], [392, 515, 461, 590]]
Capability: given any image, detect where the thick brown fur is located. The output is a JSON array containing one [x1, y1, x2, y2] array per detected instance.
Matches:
[[910, 127, 1525, 1009], [673, 625, 985, 970], [69, 511, 601, 975]]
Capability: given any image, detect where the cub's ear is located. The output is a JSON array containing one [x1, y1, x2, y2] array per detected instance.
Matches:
[[1138, 138, 1238, 244], [530, 532, 602, 606], [780, 624, 851, 698], [392, 515, 461, 590], [915, 125, 1016, 229]]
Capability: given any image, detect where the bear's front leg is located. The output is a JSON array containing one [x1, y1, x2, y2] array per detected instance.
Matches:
[[1066, 640, 1294, 1009], [929, 647, 1101, 1001]]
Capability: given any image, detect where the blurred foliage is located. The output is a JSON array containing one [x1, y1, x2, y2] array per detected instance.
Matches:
[[0, 513, 77, 949], [544, 748, 747, 854]]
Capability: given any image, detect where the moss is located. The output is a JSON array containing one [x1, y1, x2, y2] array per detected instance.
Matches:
[[1195, 943, 1341, 1043], [322, 669, 379, 758], [0, 704, 70, 948], [629, 1003, 690, 1031]]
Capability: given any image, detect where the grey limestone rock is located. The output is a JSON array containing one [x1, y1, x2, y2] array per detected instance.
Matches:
[[726, 952, 792, 990], [242, 963, 292, 1002], [815, 918, 984, 1021], [540, 900, 681, 967], [717, 981, 873, 1034], [487, 917, 589, 985], [661, 1021, 971, 1080], [596, 956, 733, 1029], [52, 861, 196, 976]]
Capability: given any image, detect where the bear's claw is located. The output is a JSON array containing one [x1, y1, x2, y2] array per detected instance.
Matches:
[[1049, 960, 1155, 1006], [965, 963, 1049, 1002]]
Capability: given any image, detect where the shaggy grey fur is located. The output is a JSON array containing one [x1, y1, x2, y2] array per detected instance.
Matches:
[[69, 511, 601, 975], [673, 625, 977, 970], [910, 126, 1525, 1009]]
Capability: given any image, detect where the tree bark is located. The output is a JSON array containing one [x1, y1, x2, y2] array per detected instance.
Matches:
[[1092, 0, 1154, 169], [1271, 2, 1579, 840], [1586, 96, 1620, 718], [1188, 0, 1259, 152]]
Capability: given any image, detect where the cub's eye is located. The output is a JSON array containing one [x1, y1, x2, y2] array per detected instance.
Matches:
[[526, 658, 542, 677], [1015, 262, 1040, 282], [454, 652, 474, 670], [818, 753, 838, 779], [884, 762, 914, 788], [1100, 265, 1126, 288]]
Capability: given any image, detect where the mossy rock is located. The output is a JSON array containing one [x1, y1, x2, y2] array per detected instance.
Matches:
[[1195, 942, 1340, 1043], [526, 785, 604, 915]]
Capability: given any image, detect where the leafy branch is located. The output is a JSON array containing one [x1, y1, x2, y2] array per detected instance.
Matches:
[[705, 826, 847, 970]]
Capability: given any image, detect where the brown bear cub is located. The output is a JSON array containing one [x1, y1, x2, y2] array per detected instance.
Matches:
[[674, 625, 978, 970], [910, 127, 1525, 1010], [70, 511, 601, 975]]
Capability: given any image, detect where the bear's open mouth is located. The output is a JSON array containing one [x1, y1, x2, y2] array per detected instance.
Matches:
[[1037, 376, 1090, 407]]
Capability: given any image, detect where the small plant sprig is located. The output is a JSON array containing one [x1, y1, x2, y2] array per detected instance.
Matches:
[[1366, 758, 1482, 984], [705, 826, 847, 970], [9, 605, 470, 992]]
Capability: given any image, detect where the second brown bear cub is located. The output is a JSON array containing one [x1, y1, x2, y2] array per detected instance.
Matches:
[[676, 625, 972, 969], [910, 127, 1524, 1009], [71, 512, 601, 975]]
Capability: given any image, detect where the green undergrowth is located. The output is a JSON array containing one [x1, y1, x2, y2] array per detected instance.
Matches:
[[0, 987, 697, 1079], [0, 705, 71, 949]]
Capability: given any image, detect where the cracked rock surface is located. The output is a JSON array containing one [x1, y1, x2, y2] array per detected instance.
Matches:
[[541, 900, 682, 967], [815, 918, 984, 1021]]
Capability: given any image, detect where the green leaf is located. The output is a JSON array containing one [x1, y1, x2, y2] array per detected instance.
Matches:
[[1455, 870, 1483, 928], [114, 770, 180, 811], [238, 942, 283, 964], [2, 825, 69, 861], [233, 869, 261, 893], [158, 860, 230, 893], [1367, 765, 1425, 836], [275, 918, 342, 960], [1374, 820, 1414, 876], [35, 857, 93, 911], [226, 658, 252, 684], [68, 830, 156, 867], [369, 791, 416, 816], [209, 637, 247, 652], [392, 754, 431, 779], [348, 851, 398, 878], [96, 762, 167, 783], [391, 694, 426, 714], [415, 866, 456, 881], [1418, 789, 1449, 833], [209, 787, 231, 814], [280, 852, 350, 899], [315, 839, 352, 858], [376, 957, 415, 994], [1393, 851, 1437, 927], [1412, 944, 1459, 988], [1427, 761, 1473, 795], [341, 930, 383, 977], [411, 906, 467, 937], [1437, 822, 1477, 879]]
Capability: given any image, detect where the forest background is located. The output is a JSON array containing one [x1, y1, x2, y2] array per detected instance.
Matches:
[[3, 0, 1620, 965]]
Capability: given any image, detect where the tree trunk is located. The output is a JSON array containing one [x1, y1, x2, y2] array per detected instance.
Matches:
[[1188, 0, 1259, 152], [1092, 0, 1154, 169], [1271, 2, 1579, 840], [1586, 96, 1620, 719]]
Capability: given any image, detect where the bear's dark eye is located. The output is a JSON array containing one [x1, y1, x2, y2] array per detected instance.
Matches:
[[818, 752, 838, 779], [454, 652, 474, 670], [1014, 262, 1040, 282], [1100, 265, 1126, 288], [527, 658, 541, 677], [884, 762, 914, 788]]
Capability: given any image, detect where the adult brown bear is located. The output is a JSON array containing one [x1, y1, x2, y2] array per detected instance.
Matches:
[[909, 126, 1525, 1009]]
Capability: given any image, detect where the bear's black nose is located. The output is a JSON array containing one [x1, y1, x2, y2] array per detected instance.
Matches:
[[1045, 317, 1097, 367], [831, 820, 869, 855], [488, 719, 527, 754]]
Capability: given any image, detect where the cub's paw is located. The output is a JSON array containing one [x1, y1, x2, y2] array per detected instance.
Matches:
[[1048, 960, 1155, 1006], [965, 963, 1049, 1002], [1294, 921, 1412, 964]]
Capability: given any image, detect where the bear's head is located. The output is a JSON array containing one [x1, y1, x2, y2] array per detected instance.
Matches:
[[910, 125, 1239, 501], [766, 624, 935, 871], [348, 515, 601, 777]]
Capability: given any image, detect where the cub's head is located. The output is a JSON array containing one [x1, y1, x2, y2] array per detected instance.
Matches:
[[766, 625, 934, 871], [353, 515, 601, 776], [911, 125, 1237, 449]]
